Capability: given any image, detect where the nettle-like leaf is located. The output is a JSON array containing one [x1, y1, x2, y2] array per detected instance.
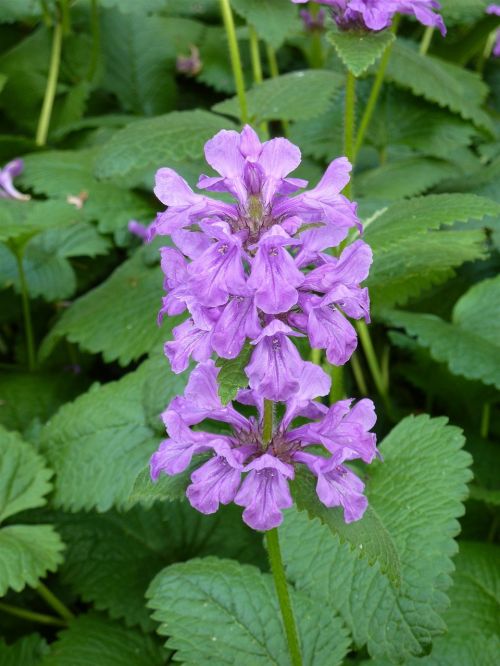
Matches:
[[147, 557, 351, 666], [20, 150, 153, 233], [292, 468, 401, 586], [328, 30, 394, 77], [39, 355, 187, 512], [40, 613, 167, 666], [468, 437, 500, 507], [368, 230, 487, 310], [51, 503, 264, 631], [0, 426, 64, 595], [385, 275, 500, 389], [231, 0, 299, 48], [213, 70, 343, 124], [280, 415, 472, 663], [40, 246, 177, 366], [386, 40, 492, 131], [0, 199, 82, 246], [95, 110, 236, 180], [356, 157, 456, 200], [216, 344, 252, 405], [197, 26, 241, 94], [363, 193, 500, 252], [0, 223, 110, 301], [127, 460, 205, 508], [0, 634, 49, 666]]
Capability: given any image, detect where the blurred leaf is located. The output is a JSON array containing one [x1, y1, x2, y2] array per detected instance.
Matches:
[[198, 26, 241, 94], [147, 557, 351, 665], [213, 70, 343, 124], [39, 355, 186, 512], [385, 275, 500, 388], [215, 344, 252, 405], [0, 634, 49, 666], [40, 613, 166, 666], [328, 30, 394, 76], [95, 110, 236, 180], [281, 414, 472, 662], [231, 0, 298, 48], [0, 426, 63, 595], [0, 200, 82, 246]]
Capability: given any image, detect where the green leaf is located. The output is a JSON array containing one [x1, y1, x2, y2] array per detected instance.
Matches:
[[52, 503, 265, 631], [0, 0, 48, 23], [40, 247, 173, 366], [215, 345, 252, 405], [99, 9, 177, 116], [40, 613, 167, 666], [280, 415, 472, 662], [231, 0, 298, 48], [39, 355, 187, 512], [0, 634, 49, 666], [99, 0, 166, 12], [384, 275, 500, 388], [0, 426, 64, 595], [0, 200, 82, 246], [95, 110, 236, 180], [147, 557, 351, 666], [20, 150, 153, 233], [403, 542, 500, 665], [292, 467, 401, 586], [386, 40, 492, 131], [198, 27, 241, 94], [127, 461, 204, 507], [213, 70, 343, 124], [368, 230, 487, 310], [363, 193, 500, 252], [328, 30, 394, 77]]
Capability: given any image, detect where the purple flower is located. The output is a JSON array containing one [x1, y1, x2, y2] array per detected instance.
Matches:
[[300, 7, 327, 30], [0, 159, 30, 201], [128, 220, 149, 241], [487, 5, 500, 57], [150, 361, 378, 530], [176, 46, 202, 76], [152, 125, 372, 400]]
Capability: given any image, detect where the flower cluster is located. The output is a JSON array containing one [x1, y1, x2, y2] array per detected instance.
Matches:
[[292, 0, 446, 35], [487, 5, 500, 57], [150, 125, 371, 402], [0, 159, 30, 201], [151, 360, 378, 531]]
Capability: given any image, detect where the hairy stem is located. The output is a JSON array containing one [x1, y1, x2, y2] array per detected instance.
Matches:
[[14, 251, 36, 372], [248, 25, 269, 138], [353, 17, 400, 159], [35, 18, 63, 146], [356, 321, 393, 418], [0, 601, 67, 627], [265, 528, 303, 666], [219, 0, 249, 124], [36, 581, 74, 622], [343, 69, 356, 196]]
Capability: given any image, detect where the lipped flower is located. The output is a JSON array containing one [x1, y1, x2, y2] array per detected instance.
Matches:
[[291, 0, 446, 35], [150, 125, 372, 401], [487, 5, 500, 57], [150, 361, 378, 531], [0, 159, 30, 201]]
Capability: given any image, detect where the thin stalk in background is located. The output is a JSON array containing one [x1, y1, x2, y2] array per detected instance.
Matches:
[[87, 0, 100, 82], [14, 250, 36, 372], [262, 400, 302, 666], [419, 25, 434, 54], [343, 70, 356, 194], [308, 2, 325, 68], [329, 364, 345, 403], [350, 352, 369, 395], [36, 581, 74, 622], [266, 44, 289, 136], [355, 320, 393, 419], [480, 402, 491, 439], [248, 25, 269, 138], [477, 29, 497, 73], [219, 0, 249, 124], [353, 16, 400, 160], [35, 17, 63, 146], [0, 602, 67, 627]]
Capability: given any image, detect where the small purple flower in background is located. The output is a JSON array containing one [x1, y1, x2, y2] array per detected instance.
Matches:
[[150, 361, 378, 531], [300, 7, 327, 31], [151, 125, 372, 401], [0, 159, 30, 201], [128, 220, 150, 241], [487, 5, 500, 57], [176, 46, 202, 76], [292, 0, 446, 35]]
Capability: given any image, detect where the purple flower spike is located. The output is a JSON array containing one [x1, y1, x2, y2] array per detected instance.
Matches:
[[235, 454, 295, 531], [0, 159, 30, 201], [487, 6, 500, 57]]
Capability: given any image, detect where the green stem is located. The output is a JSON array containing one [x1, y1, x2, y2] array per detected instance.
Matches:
[[0, 601, 66, 627], [308, 3, 324, 68], [263, 398, 274, 445], [248, 25, 269, 138], [310, 347, 322, 365], [350, 352, 369, 395], [343, 69, 356, 198], [329, 364, 345, 404], [266, 44, 289, 136], [35, 18, 63, 146], [60, 0, 71, 35], [480, 403, 491, 439], [36, 581, 74, 622], [419, 26, 434, 55], [15, 251, 36, 372], [87, 0, 100, 81], [355, 320, 393, 418], [265, 528, 303, 666], [353, 17, 399, 160], [477, 30, 497, 73], [219, 0, 249, 124]]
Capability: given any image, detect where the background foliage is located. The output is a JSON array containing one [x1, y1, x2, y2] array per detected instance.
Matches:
[[0, 0, 498, 664]]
